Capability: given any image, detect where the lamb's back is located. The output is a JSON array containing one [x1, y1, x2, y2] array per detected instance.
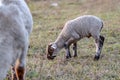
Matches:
[[64, 15, 103, 38]]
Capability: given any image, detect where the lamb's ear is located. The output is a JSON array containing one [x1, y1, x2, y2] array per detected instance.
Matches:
[[48, 43, 54, 52], [51, 43, 57, 49]]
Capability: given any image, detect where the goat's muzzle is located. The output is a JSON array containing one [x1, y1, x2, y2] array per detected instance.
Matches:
[[47, 54, 56, 60]]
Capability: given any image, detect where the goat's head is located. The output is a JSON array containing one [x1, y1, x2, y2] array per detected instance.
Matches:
[[46, 43, 57, 60]]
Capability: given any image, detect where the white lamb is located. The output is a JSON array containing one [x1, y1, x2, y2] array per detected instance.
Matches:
[[0, 0, 33, 80], [46, 15, 105, 60]]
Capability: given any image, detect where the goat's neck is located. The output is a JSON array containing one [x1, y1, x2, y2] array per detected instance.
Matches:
[[55, 35, 66, 50]]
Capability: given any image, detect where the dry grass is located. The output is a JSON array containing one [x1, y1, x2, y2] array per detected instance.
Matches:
[[5, 0, 120, 80]]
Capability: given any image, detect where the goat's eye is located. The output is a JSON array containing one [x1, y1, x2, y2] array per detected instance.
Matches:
[[50, 47, 54, 52]]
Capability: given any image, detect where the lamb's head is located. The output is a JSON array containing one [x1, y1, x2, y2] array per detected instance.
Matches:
[[46, 43, 57, 60]]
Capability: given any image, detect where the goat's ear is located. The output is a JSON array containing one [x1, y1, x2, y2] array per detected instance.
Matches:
[[48, 42, 57, 49], [48, 43, 53, 49], [48, 43, 54, 53]]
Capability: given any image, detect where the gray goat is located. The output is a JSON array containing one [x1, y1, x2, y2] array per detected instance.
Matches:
[[0, 0, 33, 80], [47, 15, 105, 60]]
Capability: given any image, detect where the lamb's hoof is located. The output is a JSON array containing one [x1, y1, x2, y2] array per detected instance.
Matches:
[[73, 54, 77, 57], [66, 56, 71, 59], [94, 55, 100, 61]]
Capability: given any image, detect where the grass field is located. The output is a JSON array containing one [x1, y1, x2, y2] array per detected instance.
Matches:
[[6, 0, 120, 80]]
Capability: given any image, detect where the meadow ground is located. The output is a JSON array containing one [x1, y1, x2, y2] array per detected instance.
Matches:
[[6, 0, 120, 80]]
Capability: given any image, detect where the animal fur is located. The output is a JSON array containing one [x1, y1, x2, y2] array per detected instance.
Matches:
[[47, 15, 105, 60], [0, 0, 33, 80]]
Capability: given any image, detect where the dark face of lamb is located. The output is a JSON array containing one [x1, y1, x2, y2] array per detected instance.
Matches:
[[46, 44, 56, 60]]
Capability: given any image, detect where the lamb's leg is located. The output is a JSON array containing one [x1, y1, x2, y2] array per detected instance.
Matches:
[[64, 44, 71, 59], [15, 51, 26, 80], [94, 35, 105, 60], [15, 57, 26, 80], [15, 42, 28, 80], [64, 38, 76, 59], [73, 42, 77, 57], [11, 66, 17, 80]]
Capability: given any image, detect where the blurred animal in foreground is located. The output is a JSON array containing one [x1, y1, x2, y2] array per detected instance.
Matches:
[[0, 0, 33, 80]]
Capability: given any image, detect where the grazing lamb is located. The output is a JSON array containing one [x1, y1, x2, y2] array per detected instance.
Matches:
[[46, 15, 105, 60], [0, 0, 33, 80]]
